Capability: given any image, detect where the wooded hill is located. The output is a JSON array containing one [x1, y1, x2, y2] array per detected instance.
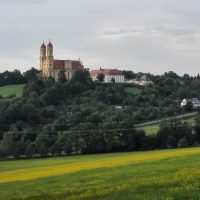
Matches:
[[1, 69, 200, 158]]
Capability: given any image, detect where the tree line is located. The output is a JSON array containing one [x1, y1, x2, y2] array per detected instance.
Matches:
[[0, 68, 39, 86]]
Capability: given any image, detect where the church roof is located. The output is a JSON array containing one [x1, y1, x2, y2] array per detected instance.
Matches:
[[53, 60, 65, 70], [47, 41, 53, 48], [53, 60, 84, 70], [71, 60, 84, 70], [40, 43, 46, 48]]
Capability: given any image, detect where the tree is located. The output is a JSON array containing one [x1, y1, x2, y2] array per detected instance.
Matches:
[[25, 143, 35, 158], [38, 143, 48, 157], [111, 77, 115, 84], [97, 73, 105, 83], [183, 101, 193, 112], [0, 132, 14, 157], [71, 69, 93, 88], [58, 70, 67, 83], [123, 70, 137, 80], [177, 138, 188, 148], [23, 68, 39, 82]]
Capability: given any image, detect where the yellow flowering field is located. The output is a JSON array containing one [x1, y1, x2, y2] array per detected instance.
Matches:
[[0, 148, 200, 199]]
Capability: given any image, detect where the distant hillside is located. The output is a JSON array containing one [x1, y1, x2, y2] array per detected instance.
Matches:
[[0, 84, 25, 98], [1, 69, 200, 159]]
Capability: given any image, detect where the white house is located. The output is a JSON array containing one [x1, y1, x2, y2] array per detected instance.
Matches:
[[90, 69, 125, 83], [191, 98, 200, 108], [181, 98, 200, 108], [181, 98, 188, 107], [128, 75, 153, 86]]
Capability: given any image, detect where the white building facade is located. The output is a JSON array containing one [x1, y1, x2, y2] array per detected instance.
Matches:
[[90, 69, 125, 83]]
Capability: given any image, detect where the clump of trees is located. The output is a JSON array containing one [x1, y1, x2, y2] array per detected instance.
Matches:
[[0, 68, 39, 87], [0, 69, 147, 158]]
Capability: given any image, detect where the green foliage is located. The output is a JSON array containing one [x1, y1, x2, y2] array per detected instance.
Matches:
[[125, 87, 142, 95], [0, 68, 39, 87], [1, 69, 200, 158], [58, 70, 67, 83], [123, 70, 137, 79], [96, 73, 105, 83], [157, 120, 193, 149], [177, 138, 189, 148]]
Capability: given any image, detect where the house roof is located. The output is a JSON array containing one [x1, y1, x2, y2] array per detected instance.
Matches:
[[47, 42, 53, 48], [90, 69, 123, 76]]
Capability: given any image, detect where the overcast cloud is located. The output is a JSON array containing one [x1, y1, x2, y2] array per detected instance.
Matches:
[[0, 0, 200, 75]]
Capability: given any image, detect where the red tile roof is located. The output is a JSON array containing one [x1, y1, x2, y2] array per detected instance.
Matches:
[[53, 60, 84, 70], [53, 60, 65, 70], [71, 61, 84, 70], [90, 69, 123, 76]]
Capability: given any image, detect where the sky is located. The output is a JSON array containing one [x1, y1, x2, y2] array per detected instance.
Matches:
[[0, 0, 200, 75]]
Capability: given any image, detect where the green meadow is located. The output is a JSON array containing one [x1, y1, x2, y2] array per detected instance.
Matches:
[[0, 84, 25, 98], [138, 123, 160, 135], [125, 87, 142, 95], [138, 114, 200, 135], [1, 148, 200, 200]]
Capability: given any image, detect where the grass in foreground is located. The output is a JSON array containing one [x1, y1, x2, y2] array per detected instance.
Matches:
[[1, 148, 200, 199], [0, 84, 25, 98]]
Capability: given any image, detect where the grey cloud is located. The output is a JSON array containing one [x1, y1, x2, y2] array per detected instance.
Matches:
[[0, 0, 49, 5]]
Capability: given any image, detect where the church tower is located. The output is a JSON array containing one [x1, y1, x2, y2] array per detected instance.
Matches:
[[46, 41, 54, 77], [40, 42, 46, 75]]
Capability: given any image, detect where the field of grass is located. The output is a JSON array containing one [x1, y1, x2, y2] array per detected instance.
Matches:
[[0, 84, 25, 98], [138, 114, 200, 135], [139, 123, 160, 135], [125, 87, 142, 95], [1, 148, 200, 199]]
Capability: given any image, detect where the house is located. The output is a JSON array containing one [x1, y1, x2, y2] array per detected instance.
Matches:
[[90, 69, 125, 83], [128, 75, 153, 86], [181, 98, 200, 108], [181, 98, 188, 107], [191, 98, 200, 108], [40, 41, 84, 81]]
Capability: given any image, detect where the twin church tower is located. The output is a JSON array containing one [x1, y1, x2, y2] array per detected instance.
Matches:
[[40, 41, 84, 81]]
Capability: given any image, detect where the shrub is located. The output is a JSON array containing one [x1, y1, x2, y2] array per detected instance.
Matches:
[[177, 138, 189, 148]]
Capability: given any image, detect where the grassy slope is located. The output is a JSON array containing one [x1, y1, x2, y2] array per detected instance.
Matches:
[[125, 87, 142, 95], [0, 84, 25, 98], [1, 148, 200, 200], [138, 114, 200, 135], [139, 123, 160, 135]]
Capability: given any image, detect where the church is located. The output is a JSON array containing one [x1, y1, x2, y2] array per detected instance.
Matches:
[[40, 41, 84, 81]]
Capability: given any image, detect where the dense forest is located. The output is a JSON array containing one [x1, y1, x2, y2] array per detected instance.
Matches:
[[1, 69, 200, 158]]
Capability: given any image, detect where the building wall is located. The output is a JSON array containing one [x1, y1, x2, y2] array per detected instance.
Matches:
[[65, 61, 73, 80], [91, 74, 125, 83], [104, 75, 125, 83]]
